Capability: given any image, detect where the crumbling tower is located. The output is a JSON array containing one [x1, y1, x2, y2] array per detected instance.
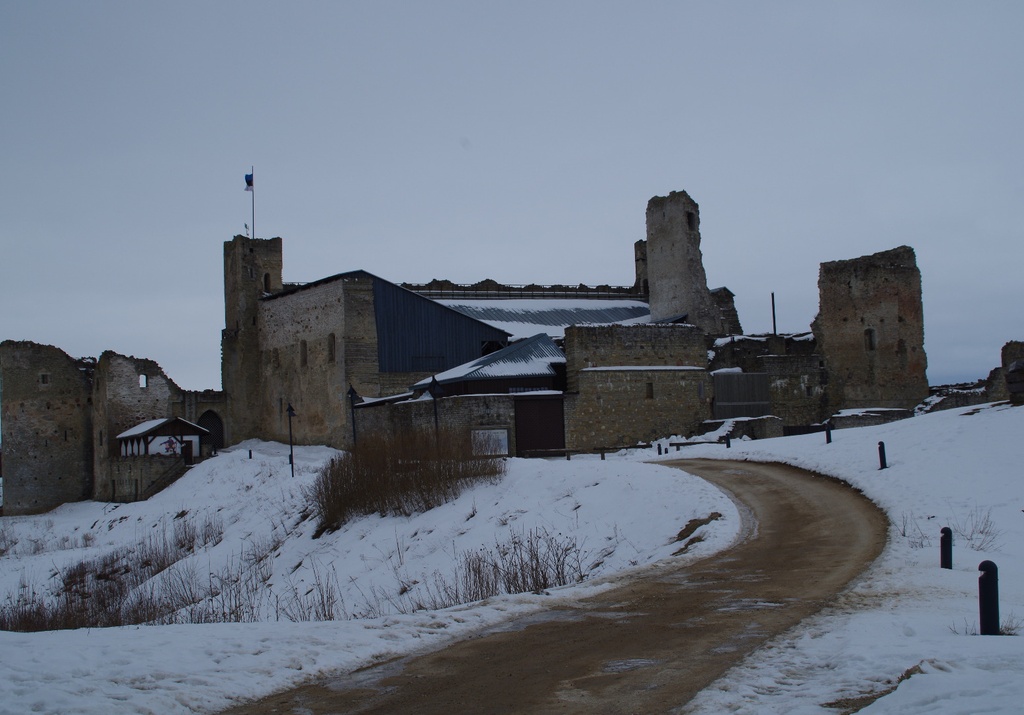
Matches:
[[812, 245, 929, 412], [640, 190, 725, 334]]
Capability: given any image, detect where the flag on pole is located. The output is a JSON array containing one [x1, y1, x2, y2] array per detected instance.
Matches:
[[244, 173, 254, 191]]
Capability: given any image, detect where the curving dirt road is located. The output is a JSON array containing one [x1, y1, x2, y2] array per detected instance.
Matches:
[[218, 459, 888, 715]]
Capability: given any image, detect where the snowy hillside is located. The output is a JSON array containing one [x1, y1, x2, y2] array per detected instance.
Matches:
[[0, 440, 736, 713], [0, 402, 1022, 714]]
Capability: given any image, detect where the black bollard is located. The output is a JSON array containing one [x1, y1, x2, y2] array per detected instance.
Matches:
[[658, 444, 663, 456], [248, 449, 253, 460], [940, 527, 952, 569], [878, 441, 887, 470], [825, 424, 832, 444], [724, 435, 731, 449], [979, 560, 1000, 635]]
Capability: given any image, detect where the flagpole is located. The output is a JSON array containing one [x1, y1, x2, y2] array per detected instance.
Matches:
[[250, 166, 255, 239]]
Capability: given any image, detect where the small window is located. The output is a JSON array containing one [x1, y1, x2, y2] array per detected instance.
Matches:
[[263, 273, 271, 292], [139, 374, 148, 388], [864, 329, 876, 352], [300, 340, 308, 367], [686, 211, 697, 231], [39, 373, 50, 385], [327, 333, 336, 363], [645, 382, 655, 399]]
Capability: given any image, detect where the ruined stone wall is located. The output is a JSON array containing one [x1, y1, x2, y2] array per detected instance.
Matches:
[[709, 336, 770, 374], [564, 324, 706, 393], [644, 190, 723, 333], [709, 334, 818, 374], [760, 354, 829, 426], [633, 239, 648, 296], [812, 246, 928, 412], [91, 352, 185, 501], [1002, 341, 1024, 405], [710, 288, 743, 335], [565, 367, 711, 449], [0, 341, 93, 514]]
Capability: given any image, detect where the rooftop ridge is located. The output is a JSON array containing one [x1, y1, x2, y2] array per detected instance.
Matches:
[[403, 279, 644, 301]]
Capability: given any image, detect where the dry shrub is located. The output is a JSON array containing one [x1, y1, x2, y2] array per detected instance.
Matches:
[[0, 513, 232, 632], [308, 428, 506, 534], [409, 527, 586, 612]]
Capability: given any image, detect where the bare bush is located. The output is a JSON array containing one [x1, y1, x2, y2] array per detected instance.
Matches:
[[396, 527, 586, 615], [0, 514, 266, 632], [281, 561, 343, 622], [949, 614, 1022, 636], [950, 507, 1003, 552], [894, 512, 932, 549], [307, 429, 506, 534]]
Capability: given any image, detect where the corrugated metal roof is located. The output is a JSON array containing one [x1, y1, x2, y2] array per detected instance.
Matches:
[[436, 299, 650, 339], [413, 333, 565, 389]]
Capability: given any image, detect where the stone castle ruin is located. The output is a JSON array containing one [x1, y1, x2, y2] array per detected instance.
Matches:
[[1, 188, 1017, 514]]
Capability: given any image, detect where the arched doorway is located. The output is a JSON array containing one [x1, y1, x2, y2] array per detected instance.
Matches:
[[197, 410, 225, 454]]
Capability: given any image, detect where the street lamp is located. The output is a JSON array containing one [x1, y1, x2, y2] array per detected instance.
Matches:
[[347, 384, 360, 446], [286, 403, 296, 478], [427, 377, 443, 439]]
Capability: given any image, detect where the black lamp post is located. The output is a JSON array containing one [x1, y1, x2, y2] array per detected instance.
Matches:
[[427, 377, 443, 439], [347, 385, 360, 446], [286, 403, 296, 478]]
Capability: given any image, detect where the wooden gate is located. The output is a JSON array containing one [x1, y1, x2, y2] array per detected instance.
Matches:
[[514, 394, 565, 456]]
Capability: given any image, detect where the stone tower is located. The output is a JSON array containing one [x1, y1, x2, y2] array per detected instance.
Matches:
[[221, 235, 283, 443], [812, 246, 929, 412], [642, 190, 724, 334]]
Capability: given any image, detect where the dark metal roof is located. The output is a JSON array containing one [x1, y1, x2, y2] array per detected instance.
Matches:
[[371, 276, 511, 374]]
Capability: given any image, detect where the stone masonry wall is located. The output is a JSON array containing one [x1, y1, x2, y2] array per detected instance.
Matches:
[[254, 273, 432, 450], [353, 394, 517, 453], [0, 341, 94, 514], [760, 354, 829, 426], [257, 277, 348, 448], [1002, 341, 1024, 405], [812, 246, 929, 412], [564, 324, 706, 393], [565, 367, 711, 449], [222, 236, 284, 444]]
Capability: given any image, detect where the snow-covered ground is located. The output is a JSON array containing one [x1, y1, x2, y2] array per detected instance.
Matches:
[[0, 402, 1021, 714]]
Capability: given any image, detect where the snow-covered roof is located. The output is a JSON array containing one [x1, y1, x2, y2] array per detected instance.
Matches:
[[436, 299, 650, 340], [582, 365, 706, 372], [117, 418, 208, 440], [412, 333, 566, 389]]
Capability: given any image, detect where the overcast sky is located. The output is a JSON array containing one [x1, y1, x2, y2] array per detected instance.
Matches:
[[2, 1, 1021, 391]]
